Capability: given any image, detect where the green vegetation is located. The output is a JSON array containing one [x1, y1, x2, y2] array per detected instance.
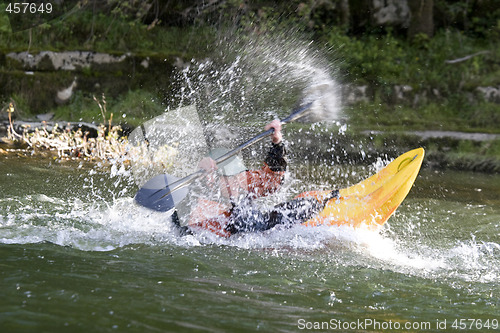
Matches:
[[1, 1, 499, 134], [326, 28, 500, 132], [0, 2, 217, 57], [49, 90, 165, 127], [347, 99, 500, 133]]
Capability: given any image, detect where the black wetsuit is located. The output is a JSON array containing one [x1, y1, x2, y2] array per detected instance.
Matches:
[[225, 143, 338, 235]]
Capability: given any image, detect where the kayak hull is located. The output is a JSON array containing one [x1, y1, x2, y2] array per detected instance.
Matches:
[[296, 147, 425, 229]]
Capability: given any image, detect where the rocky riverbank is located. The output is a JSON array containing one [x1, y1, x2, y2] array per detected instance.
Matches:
[[2, 119, 499, 174], [2, 49, 499, 130]]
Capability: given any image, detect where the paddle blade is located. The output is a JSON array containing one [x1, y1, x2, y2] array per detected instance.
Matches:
[[134, 174, 189, 212]]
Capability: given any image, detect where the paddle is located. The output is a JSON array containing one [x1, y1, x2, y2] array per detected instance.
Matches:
[[134, 102, 314, 212]]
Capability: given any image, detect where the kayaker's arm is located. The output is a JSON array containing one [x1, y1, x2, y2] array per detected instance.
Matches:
[[198, 119, 286, 175], [195, 120, 286, 199], [264, 141, 287, 172], [263, 118, 287, 172]]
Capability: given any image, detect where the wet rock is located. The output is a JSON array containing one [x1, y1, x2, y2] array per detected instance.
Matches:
[[55, 77, 77, 104], [361, 130, 500, 142], [372, 0, 410, 27], [6, 51, 130, 71], [476, 86, 500, 103], [36, 112, 55, 121], [342, 85, 371, 104], [3, 120, 101, 138], [1, 51, 176, 114], [394, 84, 413, 102], [140, 57, 150, 69]]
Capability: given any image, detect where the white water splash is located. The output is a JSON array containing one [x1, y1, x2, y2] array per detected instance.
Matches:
[[0, 194, 174, 251], [1, 186, 499, 287], [172, 33, 343, 128]]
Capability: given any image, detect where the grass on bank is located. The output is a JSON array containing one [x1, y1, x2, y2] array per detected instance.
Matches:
[[0, 8, 217, 59], [49, 90, 166, 127], [7, 90, 167, 128], [347, 100, 500, 133], [326, 27, 500, 88]]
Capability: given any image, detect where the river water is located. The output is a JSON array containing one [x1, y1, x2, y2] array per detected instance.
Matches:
[[1, 153, 498, 333], [2, 32, 499, 332]]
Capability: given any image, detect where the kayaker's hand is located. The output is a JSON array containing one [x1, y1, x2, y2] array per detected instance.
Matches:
[[265, 119, 282, 144]]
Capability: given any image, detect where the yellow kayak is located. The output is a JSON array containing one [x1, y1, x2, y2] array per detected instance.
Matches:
[[296, 148, 425, 229]]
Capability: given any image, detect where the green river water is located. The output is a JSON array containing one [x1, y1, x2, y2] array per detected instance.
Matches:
[[0, 154, 498, 333]]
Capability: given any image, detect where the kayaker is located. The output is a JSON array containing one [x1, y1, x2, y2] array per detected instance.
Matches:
[[174, 119, 337, 237]]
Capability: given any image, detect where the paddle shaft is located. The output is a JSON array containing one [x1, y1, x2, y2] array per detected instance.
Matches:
[[159, 102, 313, 200]]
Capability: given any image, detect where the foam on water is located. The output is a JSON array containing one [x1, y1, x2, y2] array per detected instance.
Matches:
[[1, 180, 499, 286], [0, 193, 173, 251]]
